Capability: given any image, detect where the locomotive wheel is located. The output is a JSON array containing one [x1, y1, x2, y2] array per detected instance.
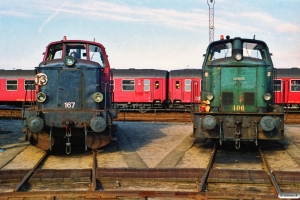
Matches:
[[27, 130, 54, 151], [87, 132, 111, 149], [87, 125, 118, 149]]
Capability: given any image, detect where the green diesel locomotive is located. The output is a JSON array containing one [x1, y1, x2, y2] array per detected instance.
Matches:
[[193, 36, 284, 149]]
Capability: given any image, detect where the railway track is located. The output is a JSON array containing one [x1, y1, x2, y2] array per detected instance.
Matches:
[[1, 108, 300, 124], [198, 143, 300, 196], [1, 138, 299, 199]]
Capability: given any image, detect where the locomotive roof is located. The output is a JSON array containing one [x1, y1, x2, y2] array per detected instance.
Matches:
[[111, 68, 168, 78], [169, 69, 202, 78], [208, 37, 269, 50], [46, 39, 106, 49], [276, 68, 300, 78], [0, 70, 35, 78]]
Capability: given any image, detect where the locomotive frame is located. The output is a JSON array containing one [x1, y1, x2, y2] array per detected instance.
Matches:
[[23, 37, 117, 154], [193, 36, 285, 149]]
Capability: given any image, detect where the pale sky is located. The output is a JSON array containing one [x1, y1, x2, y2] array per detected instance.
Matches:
[[0, 0, 299, 70]]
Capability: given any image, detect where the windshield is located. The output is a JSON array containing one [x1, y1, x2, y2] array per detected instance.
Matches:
[[46, 43, 105, 67], [208, 41, 267, 61]]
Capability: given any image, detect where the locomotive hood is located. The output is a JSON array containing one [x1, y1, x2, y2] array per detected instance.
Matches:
[[37, 59, 104, 70]]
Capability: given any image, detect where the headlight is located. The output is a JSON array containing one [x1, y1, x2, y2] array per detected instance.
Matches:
[[260, 116, 275, 131], [202, 115, 217, 130], [28, 116, 44, 132], [92, 92, 103, 103], [206, 92, 214, 101], [263, 93, 271, 101], [36, 92, 47, 103], [235, 53, 243, 61], [35, 73, 48, 86], [64, 56, 76, 67]]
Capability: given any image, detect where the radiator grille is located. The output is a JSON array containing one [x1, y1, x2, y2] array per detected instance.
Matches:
[[244, 92, 255, 105], [222, 92, 233, 105]]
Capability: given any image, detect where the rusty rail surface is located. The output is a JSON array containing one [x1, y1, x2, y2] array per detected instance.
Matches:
[[115, 111, 193, 122], [0, 108, 22, 119], [14, 151, 48, 192], [199, 145, 217, 192], [1, 168, 299, 199]]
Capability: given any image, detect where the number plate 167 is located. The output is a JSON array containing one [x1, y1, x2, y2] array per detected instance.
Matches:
[[64, 102, 75, 108]]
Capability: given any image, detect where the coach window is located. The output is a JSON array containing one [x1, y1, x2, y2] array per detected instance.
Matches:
[[144, 79, 150, 91], [274, 80, 281, 92], [24, 80, 36, 91], [110, 80, 114, 91], [291, 80, 300, 91], [155, 81, 159, 89], [7, 80, 17, 91], [89, 45, 105, 67], [176, 81, 180, 89], [122, 80, 135, 91], [185, 79, 191, 92]]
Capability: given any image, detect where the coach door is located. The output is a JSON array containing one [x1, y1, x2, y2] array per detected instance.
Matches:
[[142, 79, 151, 102], [172, 79, 182, 101], [274, 79, 283, 104], [153, 79, 162, 100], [191, 80, 200, 103]]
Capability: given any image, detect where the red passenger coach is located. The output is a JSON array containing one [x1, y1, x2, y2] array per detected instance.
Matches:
[[0, 70, 36, 105], [275, 68, 300, 108], [111, 68, 169, 109], [168, 69, 202, 109]]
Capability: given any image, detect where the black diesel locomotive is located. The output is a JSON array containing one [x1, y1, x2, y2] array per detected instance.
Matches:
[[193, 36, 284, 149], [23, 37, 117, 154]]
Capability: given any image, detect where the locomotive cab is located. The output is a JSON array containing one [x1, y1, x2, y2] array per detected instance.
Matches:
[[193, 36, 284, 149], [23, 37, 117, 153]]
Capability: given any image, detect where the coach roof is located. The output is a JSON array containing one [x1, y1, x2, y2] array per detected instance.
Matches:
[[111, 68, 168, 78], [276, 68, 300, 78], [0, 70, 35, 78], [169, 69, 202, 78]]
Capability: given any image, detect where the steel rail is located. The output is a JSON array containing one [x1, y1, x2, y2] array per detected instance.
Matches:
[[258, 147, 281, 195], [14, 151, 48, 192], [199, 145, 217, 192], [91, 150, 97, 191], [1, 187, 279, 199]]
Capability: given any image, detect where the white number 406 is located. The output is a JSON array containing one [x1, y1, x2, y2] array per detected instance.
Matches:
[[64, 102, 75, 108]]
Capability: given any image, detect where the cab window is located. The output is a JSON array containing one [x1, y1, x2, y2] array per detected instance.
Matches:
[[89, 45, 105, 67], [46, 44, 63, 60], [66, 43, 87, 60]]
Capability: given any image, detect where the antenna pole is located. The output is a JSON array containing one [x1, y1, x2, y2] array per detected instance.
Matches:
[[207, 0, 215, 44]]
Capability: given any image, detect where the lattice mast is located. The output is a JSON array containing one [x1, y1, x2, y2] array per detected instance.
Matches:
[[207, 0, 215, 44]]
